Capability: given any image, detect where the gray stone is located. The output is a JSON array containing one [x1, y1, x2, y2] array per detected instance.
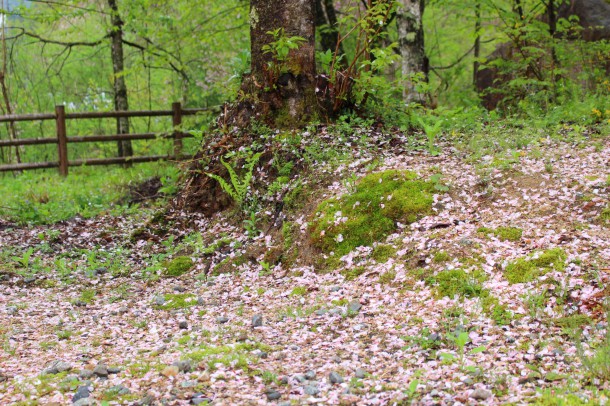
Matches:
[[329, 286, 341, 292], [197, 297, 205, 306], [217, 316, 229, 324], [293, 374, 306, 383], [252, 314, 263, 327], [329, 371, 344, 384], [7, 306, 17, 315], [172, 360, 192, 373], [179, 320, 188, 329], [329, 308, 342, 315], [44, 360, 72, 375], [332, 356, 341, 363], [315, 309, 328, 316], [93, 364, 108, 377], [279, 376, 289, 385], [107, 367, 122, 374], [72, 385, 91, 403], [192, 395, 212, 405], [173, 285, 186, 292], [109, 385, 130, 395], [118, 307, 128, 315], [470, 388, 492, 400], [506, 336, 516, 344], [73, 398, 95, 406], [304, 385, 320, 396], [265, 389, 281, 400], [154, 295, 166, 306], [78, 370, 94, 379], [348, 300, 362, 313], [355, 368, 366, 379], [304, 370, 316, 380], [24, 276, 36, 284]]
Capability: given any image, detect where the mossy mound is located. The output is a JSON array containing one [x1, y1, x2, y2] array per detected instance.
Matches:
[[477, 226, 523, 241], [504, 248, 567, 284], [310, 170, 434, 257], [162, 256, 194, 277], [426, 268, 487, 299]]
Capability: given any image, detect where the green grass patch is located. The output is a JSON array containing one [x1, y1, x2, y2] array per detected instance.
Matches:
[[477, 226, 523, 241], [601, 206, 610, 226], [504, 248, 567, 284], [342, 266, 367, 281], [290, 286, 308, 296], [553, 314, 592, 329], [426, 268, 487, 299], [310, 170, 435, 256], [0, 163, 177, 225], [379, 270, 396, 284], [156, 293, 197, 310], [432, 251, 451, 263], [162, 256, 193, 277], [183, 342, 270, 371]]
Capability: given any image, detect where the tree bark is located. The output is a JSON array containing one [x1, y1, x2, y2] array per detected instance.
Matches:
[[473, 0, 481, 86], [236, 0, 318, 128], [107, 0, 132, 158], [396, 0, 427, 104]]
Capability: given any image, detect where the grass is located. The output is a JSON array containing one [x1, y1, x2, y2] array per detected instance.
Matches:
[[310, 170, 435, 257], [601, 206, 610, 226], [553, 314, 592, 329], [504, 248, 567, 284], [371, 244, 397, 263], [183, 342, 270, 371], [426, 268, 486, 299], [0, 163, 177, 225]]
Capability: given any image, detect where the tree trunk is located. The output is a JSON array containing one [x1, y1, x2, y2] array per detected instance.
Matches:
[[107, 0, 132, 158], [396, 0, 427, 104], [315, 0, 343, 56], [235, 0, 318, 128], [473, 0, 481, 86]]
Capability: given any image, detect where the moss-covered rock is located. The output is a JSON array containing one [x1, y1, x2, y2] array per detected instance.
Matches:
[[162, 256, 194, 277], [310, 170, 434, 257]]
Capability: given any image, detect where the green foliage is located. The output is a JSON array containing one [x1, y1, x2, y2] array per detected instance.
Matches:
[[206, 152, 261, 208], [553, 314, 592, 330], [310, 170, 435, 257], [289, 286, 308, 297], [504, 248, 567, 284], [576, 316, 610, 381], [379, 270, 396, 284], [601, 206, 610, 226], [262, 28, 306, 81], [162, 256, 194, 277]]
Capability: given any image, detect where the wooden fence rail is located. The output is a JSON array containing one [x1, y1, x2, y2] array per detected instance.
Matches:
[[0, 102, 210, 176]]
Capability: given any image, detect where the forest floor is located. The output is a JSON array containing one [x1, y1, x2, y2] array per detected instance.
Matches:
[[0, 129, 609, 405]]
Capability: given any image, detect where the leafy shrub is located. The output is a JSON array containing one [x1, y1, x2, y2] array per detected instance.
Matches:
[[310, 170, 434, 256]]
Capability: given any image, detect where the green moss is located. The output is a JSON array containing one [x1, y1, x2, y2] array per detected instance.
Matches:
[[481, 295, 513, 325], [494, 226, 523, 241], [379, 270, 396, 284], [371, 244, 397, 263], [553, 314, 592, 329], [477, 226, 522, 241], [290, 286, 308, 296], [156, 293, 197, 310], [432, 251, 451, 263], [426, 268, 486, 299], [342, 266, 367, 281], [310, 170, 434, 257], [183, 342, 271, 371], [162, 256, 193, 277], [504, 248, 567, 284]]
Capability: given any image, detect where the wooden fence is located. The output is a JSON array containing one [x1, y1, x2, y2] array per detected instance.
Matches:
[[0, 102, 209, 176]]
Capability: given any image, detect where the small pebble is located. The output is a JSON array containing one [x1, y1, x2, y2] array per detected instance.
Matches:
[[329, 371, 343, 384], [252, 314, 263, 327], [179, 320, 188, 329], [217, 316, 229, 324], [355, 368, 366, 379]]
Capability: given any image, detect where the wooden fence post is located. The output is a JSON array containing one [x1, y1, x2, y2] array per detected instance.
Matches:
[[172, 102, 183, 157], [56, 105, 69, 177]]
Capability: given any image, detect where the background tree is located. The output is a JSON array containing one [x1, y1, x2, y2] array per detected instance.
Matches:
[[397, 0, 427, 104]]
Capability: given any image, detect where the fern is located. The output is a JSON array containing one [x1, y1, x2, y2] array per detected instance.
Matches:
[[206, 152, 262, 207]]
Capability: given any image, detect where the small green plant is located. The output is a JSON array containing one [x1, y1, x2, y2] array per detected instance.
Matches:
[[11, 248, 34, 269], [576, 315, 610, 381], [371, 244, 397, 263], [206, 152, 261, 208], [433, 251, 451, 263], [477, 226, 523, 241], [440, 331, 486, 370], [290, 286, 308, 297], [418, 117, 443, 156], [262, 28, 306, 80]]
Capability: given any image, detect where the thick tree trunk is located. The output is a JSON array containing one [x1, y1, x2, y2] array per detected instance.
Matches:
[[237, 0, 318, 128], [108, 0, 132, 158], [396, 0, 427, 104]]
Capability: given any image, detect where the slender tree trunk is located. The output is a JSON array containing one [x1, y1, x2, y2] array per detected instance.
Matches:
[[236, 0, 318, 128], [474, 1, 482, 86], [107, 0, 132, 158], [397, 0, 427, 104], [315, 0, 343, 56], [0, 0, 20, 164]]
